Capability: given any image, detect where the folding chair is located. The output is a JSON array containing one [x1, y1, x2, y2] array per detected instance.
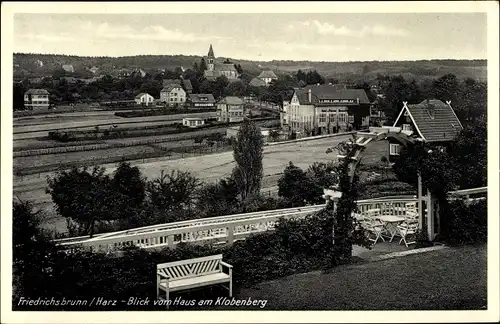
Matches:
[[397, 222, 419, 247], [361, 217, 387, 245], [401, 202, 419, 227]]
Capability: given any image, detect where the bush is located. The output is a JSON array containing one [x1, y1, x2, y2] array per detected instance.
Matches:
[[441, 199, 487, 245], [14, 207, 347, 310]]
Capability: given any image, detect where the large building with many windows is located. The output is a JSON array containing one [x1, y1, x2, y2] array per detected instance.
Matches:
[[160, 84, 187, 106], [281, 84, 371, 136], [24, 89, 50, 111], [217, 96, 245, 123]]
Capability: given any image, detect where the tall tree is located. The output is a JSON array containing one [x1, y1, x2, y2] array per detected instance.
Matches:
[[278, 162, 314, 207], [307, 161, 339, 204], [13, 200, 57, 300], [450, 119, 487, 189], [195, 178, 240, 217], [146, 170, 201, 219], [112, 162, 146, 207], [46, 166, 126, 237], [231, 118, 264, 205], [224, 80, 247, 97], [199, 58, 207, 71]]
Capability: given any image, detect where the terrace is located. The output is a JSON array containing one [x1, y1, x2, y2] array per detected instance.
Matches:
[[55, 187, 486, 255]]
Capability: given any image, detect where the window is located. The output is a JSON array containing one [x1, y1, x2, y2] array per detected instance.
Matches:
[[390, 144, 401, 156], [402, 124, 412, 132], [319, 114, 326, 123]]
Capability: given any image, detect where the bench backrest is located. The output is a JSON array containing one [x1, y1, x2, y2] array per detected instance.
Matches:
[[157, 254, 223, 281]]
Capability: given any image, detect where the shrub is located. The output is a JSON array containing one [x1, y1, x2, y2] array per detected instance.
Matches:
[[440, 199, 487, 245]]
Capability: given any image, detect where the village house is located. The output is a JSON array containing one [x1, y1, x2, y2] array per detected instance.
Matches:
[[361, 99, 463, 165], [182, 117, 206, 128], [249, 77, 267, 88], [390, 99, 463, 159], [132, 68, 147, 78], [24, 89, 50, 111], [134, 93, 154, 106], [187, 94, 216, 110], [88, 66, 99, 74], [217, 96, 245, 123], [160, 84, 186, 106], [203, 44, 240, 81], [257, 70, 278, 86], [281, 84, 371, 136], [62, 64, 74, 73], [116, 69, 132, 79]]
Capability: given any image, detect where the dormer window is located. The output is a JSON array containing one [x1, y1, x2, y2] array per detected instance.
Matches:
[[402, 124, 412, 132]]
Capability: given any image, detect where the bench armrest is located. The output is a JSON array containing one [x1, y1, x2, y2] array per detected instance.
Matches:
[[220, 261, 233, 269], [157, 271, 170, 279]]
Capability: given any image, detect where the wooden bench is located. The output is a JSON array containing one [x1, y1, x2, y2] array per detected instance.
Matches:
[[156, 254, 233, 308]]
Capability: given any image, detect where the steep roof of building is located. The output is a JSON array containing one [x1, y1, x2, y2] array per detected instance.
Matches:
[[220, 96, 245, 105], [25, 89, 49, 95], [258, 70, 278, 79], [182, 79, 193, 90], [188, 93, 215, 103], [208, 44, 215, 58], [215, 63, 238, 72], [249, 77, 267, 87], [295, 85, 370, 105], [402, 99, 463, 142], [161, 84, 184, 93], [135, 93, 150, 99], [162, 79, 182, 87]]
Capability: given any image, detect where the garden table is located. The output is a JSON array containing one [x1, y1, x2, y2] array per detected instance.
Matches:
[[377, 215, 406, 242]]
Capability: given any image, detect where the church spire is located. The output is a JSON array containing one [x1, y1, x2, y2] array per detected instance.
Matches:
[[207, 44, 215, 58]]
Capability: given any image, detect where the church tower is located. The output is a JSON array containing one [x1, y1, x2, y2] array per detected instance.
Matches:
[[207, 44, 215, 71]]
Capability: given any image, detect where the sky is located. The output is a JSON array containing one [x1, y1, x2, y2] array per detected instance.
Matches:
[[13, 13, 487, 62]]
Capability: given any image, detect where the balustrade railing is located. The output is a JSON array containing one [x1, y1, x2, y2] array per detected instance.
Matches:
[[56, 188, 486, 253]]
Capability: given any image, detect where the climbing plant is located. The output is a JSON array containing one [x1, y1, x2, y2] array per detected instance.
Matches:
[[325, 136, 371, 266]]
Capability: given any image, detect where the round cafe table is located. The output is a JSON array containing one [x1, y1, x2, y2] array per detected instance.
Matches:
[[377, 215, 406, 242]]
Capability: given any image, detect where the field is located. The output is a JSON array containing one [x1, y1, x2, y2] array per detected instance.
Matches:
[[13, 135, 352, 227], [14, 145, 160, 169]]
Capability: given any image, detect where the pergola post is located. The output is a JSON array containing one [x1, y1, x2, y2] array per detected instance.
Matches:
[[417, 173, 423, 231], [427, 191, 435, 241]]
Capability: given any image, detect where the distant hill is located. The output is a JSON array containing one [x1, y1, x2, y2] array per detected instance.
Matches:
[[13, 53, 487, 82]]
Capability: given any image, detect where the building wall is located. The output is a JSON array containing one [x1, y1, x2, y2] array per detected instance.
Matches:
[[217, 103, 244, 123], [192, 102, 215, 109], [160, 87, 186, 105], [24, 93, 49, 111], [135, 94, 154, 106], [183, 118, 205, 128], [359, 139, 391, 166]]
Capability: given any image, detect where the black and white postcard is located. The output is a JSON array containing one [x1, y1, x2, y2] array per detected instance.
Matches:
[[1, 1, 499, 323]]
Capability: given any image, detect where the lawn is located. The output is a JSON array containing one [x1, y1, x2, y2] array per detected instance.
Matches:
[[211, 245, 487, 310]]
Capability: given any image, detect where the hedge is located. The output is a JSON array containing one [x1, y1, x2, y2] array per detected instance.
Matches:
[[13, 210, 347, 311], [440, 199, 487, 245], [114, 108, 216, 118]]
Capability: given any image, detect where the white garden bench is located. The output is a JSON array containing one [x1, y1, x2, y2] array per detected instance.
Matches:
[[156, 254, 233, 307]]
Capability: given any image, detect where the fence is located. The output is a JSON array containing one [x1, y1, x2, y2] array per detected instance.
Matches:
[[54, 187, 486, 253]]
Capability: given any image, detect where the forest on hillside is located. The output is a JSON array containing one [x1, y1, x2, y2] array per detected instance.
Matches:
[[13, 53, 487, 82]]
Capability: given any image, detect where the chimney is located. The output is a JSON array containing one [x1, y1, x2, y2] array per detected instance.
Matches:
[[308, 89, 312, 103]]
